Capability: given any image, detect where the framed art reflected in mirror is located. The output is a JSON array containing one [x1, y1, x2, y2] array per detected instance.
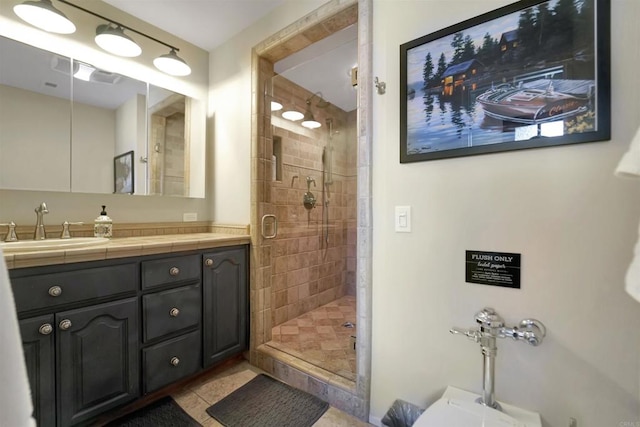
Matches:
[[114, 151, 134, 194]]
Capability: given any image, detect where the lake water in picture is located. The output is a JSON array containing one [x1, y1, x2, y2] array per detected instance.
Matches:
[[406, 87, 516, 155]]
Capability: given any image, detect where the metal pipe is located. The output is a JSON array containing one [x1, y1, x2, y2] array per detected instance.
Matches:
[[479, 335, 500, 410], [58, 0, 180, 51]]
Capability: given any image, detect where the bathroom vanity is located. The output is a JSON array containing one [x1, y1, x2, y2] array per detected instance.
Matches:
[[6, 236, 248, 427]]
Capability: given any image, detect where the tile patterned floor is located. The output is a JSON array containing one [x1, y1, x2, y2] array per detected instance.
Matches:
[[267, 295, 357, 381], [172, 360, 370, 426]]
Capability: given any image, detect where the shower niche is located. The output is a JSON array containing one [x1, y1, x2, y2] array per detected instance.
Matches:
[[272, 136, 283, 182]]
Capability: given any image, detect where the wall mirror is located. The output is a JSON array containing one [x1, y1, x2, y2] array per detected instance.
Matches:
[[0, 35, 205, 198]]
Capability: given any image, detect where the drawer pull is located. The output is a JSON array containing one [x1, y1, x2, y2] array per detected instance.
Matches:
[[48, 286, 62, 297], [39, 324, 53, 335], [169, 267, 180, 276], [204, 258, 214, 267], [169, 307, 180, 317], [59, 319, 72, 330], [170, 357, 180, 366]]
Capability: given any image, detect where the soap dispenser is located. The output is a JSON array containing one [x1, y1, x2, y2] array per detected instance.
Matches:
[[94, 205, 113, 238]]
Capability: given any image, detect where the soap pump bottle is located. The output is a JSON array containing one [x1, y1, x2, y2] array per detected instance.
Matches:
[[94, 205, 113, 238]]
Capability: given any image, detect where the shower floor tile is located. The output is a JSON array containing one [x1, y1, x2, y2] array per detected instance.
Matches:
[[268, 295, 356, 381]]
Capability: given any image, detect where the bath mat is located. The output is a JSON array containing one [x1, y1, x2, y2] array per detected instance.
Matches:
[[206, 374, 329, 427], [105, 396, 200, 427]]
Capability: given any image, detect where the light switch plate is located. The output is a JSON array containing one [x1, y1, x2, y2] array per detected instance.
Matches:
[[395, 206, 411, 232]]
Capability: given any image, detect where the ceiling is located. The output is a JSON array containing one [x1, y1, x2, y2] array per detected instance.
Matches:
[[103, 0, 357, 112], [102, 0, 286, 52]]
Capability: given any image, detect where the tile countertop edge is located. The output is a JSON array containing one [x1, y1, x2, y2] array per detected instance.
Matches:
[[2, 233, 251, 269]]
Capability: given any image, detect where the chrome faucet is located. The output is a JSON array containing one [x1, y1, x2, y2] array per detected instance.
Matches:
[[450, 308, 546, 411], [34, 202, 49, 240]]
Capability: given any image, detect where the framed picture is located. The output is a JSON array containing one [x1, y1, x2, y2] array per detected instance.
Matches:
[[114, 151, 134, 194], [400, 0, 610, 163]]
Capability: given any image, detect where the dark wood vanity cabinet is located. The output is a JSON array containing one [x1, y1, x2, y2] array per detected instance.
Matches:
[[203, 247, 248, 367], [10, 244, 248, 427], [19, 315, 55, 427], [56, 298, 140, 426], [13, 262, 139, 427], [140, 254, 203, 394]]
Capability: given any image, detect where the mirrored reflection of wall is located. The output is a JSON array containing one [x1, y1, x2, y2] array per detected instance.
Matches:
[[0, 35, 206, 198], [71, 64, 147, 195], [0, 37, 71, 192]]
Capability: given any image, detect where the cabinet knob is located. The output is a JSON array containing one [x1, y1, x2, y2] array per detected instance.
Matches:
[[204, 258, 214, 267], [59, 319, 72, 330], [169, 267, 180, 276], [39, 324, 53, 335], [170, 357, 180, 366], [170, 307, 180, 317], [48, 286, 62, 297]]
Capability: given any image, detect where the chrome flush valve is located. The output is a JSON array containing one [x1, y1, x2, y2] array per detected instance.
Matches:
[[450, 307, 546, 410]]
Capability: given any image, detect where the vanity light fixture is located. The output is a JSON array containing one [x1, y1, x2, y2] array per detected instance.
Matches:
[[270, 101, 283, 112], [282, 109, 304, 121], [13, 0, 192, 76], [153, 48, 191, 76], [95, 24, 141, 57], [13, 0, 76, 34], [301, 92, 327, 129], [301, 101, 321, 129]]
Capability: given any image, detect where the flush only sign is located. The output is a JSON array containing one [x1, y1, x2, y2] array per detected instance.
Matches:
[[465, 250, 521, 289]]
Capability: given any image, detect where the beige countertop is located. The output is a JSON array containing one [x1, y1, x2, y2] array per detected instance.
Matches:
[[2, 233, 251, 270]]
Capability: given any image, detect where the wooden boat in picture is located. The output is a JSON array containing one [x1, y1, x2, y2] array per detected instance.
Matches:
[[476, 81, 590, 125]]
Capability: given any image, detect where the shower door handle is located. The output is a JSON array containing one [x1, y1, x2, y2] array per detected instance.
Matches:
[[261, 214, 277, 239]]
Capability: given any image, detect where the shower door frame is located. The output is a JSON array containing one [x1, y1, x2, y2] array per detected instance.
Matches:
[[249, 0, 373, 420]]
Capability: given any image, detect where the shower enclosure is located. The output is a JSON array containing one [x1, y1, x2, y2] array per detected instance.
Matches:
[[262, 72, 358, 381]]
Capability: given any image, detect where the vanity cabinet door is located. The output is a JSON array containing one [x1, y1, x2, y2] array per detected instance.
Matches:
[[202, 247, 248, 367], [20, 315, 55, 427], [56, 298, 139, 426]]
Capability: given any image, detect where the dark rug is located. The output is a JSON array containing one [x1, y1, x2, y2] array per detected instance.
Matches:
[[206, 374, 329, 427], [105, 396, 200, 427]]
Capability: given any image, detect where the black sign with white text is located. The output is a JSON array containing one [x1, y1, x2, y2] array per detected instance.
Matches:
[[465, 250, 521, 289]]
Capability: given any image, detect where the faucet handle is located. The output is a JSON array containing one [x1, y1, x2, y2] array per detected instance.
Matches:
[[0, 222, 18, 242], [60, 221, 84, 239], [450, 327, 481, 342], [35, 202, 49, 214]]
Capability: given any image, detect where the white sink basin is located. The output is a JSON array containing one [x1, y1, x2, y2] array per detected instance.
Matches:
[[0, 237, 110, 253]]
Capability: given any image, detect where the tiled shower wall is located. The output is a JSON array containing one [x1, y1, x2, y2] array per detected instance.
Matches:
[[149, 112, 186, 196], [269, 75, 357, 328]]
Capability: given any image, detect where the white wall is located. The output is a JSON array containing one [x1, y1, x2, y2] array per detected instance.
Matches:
[[370, 1, 640, 426], [0, 85, 71, 192], [208, 0, 326, 224]]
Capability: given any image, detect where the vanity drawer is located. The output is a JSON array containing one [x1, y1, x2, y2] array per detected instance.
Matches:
[[11, 263, 137, 313], [142, 284, 201, 342], [142, 330, 201, 393], [141, 254, 200, 289]]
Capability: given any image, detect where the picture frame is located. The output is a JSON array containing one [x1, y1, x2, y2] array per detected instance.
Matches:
[[400, 0, 610, 163], [114, 151, 134, 194]]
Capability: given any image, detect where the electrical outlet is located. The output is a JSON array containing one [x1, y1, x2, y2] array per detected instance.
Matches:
[[569, 417, 577, 427], [182, 212, 197, 222]]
